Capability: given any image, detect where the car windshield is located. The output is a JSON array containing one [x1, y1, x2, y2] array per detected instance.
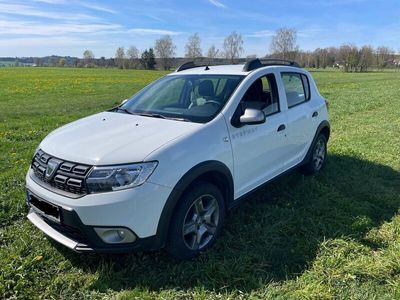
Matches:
[[118, 74, 244, 123]]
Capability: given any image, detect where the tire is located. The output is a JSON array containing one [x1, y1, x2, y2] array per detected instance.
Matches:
[[166, 181, 225, 260], [300, 134, 327, 175]]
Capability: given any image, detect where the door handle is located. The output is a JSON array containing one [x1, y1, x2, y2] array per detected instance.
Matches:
[[312, 111, 318, 118], [277, 124, 286, 132]]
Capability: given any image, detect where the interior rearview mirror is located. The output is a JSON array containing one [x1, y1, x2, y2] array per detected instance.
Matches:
[[240, 108, 265, 125]]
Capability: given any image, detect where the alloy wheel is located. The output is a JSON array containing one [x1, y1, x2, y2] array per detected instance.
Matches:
[[313, 137, 326, 171], [182, 194, 220, 250]]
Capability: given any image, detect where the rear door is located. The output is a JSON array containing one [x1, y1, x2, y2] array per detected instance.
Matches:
[[279, 72, 315, 168]]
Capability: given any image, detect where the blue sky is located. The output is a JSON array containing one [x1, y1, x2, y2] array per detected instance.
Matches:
[[0, 0, 399, 57]]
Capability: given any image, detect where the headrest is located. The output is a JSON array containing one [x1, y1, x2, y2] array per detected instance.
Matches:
[[243, 79, 263, 102], [198, 80, 215, 97]]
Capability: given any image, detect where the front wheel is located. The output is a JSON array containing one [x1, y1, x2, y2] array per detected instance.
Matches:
[[300, 134, 327, 175], [166, 182, 225, 260]]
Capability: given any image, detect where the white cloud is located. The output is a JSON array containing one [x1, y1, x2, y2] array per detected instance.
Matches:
[[33, 0, 65, 4], [0, 3, 99, 21], [246, 30, 275, 38], [129, 28, 182, 36], [145, 14, 165, 22], [0, 19, 122, 35], [208, 0, 226, 8], [33, 0, 116, 13], [0, 36, 97, 47], [76, 2, 116, 14]]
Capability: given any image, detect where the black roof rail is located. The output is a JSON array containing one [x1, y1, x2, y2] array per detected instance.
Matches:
[[176, 61, 206, 72], [243, 58, 301, 72]]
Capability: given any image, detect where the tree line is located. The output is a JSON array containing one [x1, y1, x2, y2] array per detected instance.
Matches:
[[29, 28, 400, 72], [78, 31, 244, 70], [268, 28, 400, 72]]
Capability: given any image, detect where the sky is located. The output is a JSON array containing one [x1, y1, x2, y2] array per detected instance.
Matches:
[[0, 0, 399, 58]]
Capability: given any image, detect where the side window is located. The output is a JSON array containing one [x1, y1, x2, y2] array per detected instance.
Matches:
[[301, 74, 310, 100], [239, 74, 280, 116], [261, 77, 270, 92], [262, 74, 279, 116], [281, 73, 310, 108]]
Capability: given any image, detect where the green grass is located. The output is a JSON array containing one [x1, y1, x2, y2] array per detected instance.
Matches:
[[1, 67, 400, 299]]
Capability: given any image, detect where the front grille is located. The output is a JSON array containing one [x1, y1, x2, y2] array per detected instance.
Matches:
[[31, 149, 92, 195]]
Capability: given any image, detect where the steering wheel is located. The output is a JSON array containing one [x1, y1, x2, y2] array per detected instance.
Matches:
[[204, 100, 221, 106]]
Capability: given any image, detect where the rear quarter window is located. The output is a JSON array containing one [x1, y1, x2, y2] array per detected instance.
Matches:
[[281, 72, 311, 108]]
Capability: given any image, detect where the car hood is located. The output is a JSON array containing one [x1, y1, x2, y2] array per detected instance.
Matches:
[[40, 111, 202, 165]]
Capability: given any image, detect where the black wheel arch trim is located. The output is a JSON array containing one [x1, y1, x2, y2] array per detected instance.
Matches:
[[155, 160, 234, 249], [301, 120, 330, 165]]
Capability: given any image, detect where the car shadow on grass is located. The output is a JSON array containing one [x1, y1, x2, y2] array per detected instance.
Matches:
[[55, 153, 400, 293]]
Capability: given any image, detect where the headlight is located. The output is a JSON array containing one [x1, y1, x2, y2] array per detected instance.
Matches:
[[86, 162, 158, 193]]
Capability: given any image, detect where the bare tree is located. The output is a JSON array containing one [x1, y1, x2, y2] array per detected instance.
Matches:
[[327, 47, 339, 67], [115, 47, 125, 69], [185, 33, 202, 59], [126, 46, 139, 69], [337, 44, 360, 72], [223, 31, 244, 63], [348, 45, 360, 72], [207, 45, 219, 63], [376, 46, 392, 70], [313, 48, 327, 68], [338, 44, 354, 72], [270, 28, 299, 60], [154, 35, 176, 70], [83, 49, 94, 66], [358, 45, 374, 72], [206, 45, 220, 64]]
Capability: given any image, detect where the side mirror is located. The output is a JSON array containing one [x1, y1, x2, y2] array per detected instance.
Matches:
[[121, 99, 128, 105], [239, 108, 265, 125]]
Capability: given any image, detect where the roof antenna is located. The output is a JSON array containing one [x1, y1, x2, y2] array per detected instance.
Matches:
[[204, 65, 210, 71]]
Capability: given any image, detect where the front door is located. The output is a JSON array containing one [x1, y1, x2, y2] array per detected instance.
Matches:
[[228, 73, 289, 198]]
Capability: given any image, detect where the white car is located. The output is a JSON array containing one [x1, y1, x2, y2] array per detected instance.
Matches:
[[26, 59, 330, 260]]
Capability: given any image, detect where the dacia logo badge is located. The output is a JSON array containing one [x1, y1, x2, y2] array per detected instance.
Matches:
[[45, 159, 59, 180]]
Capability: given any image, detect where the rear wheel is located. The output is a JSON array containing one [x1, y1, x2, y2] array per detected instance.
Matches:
[[166, 182, 225, 260], [300, 134, 327, 175]]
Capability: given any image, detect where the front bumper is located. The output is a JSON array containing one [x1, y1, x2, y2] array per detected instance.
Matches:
[[26, 169, 172, 253], [26, 206, 160, 253]]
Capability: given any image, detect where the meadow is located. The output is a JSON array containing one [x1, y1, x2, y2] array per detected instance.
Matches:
[[0, 67, 399, 299]]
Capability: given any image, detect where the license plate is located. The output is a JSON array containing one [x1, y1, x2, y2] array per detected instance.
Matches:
[[27, 191, 61, 222]]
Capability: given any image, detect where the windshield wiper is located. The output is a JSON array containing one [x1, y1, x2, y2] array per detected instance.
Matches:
[[116, 107, 135, 115], [137, 112, 190, 122]]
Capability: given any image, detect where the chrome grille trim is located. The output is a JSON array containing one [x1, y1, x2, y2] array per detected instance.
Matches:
[[31, 149, 92, 196]]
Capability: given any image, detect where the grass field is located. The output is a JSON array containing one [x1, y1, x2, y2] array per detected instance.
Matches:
[[0, 67, 399, 299]]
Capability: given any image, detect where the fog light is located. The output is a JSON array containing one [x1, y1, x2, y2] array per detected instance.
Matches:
[[117, 230, 125, 239], [94, 227, 136, 244]]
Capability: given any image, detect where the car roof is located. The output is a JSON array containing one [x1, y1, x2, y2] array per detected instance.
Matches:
[[168, 64, 251, 76], [169, 59, 302, 76]]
